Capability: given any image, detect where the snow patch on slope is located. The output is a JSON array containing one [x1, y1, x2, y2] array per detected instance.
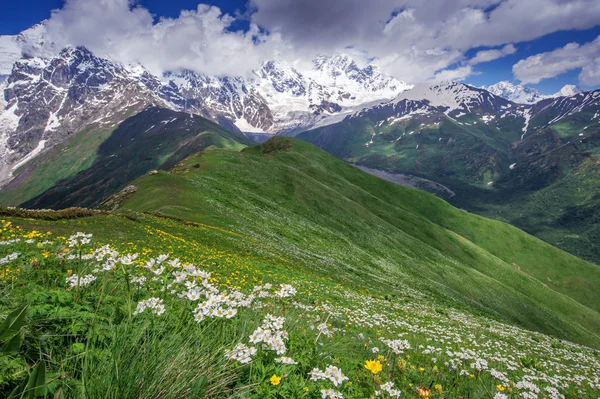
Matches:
[[11, 139, 47, 171]]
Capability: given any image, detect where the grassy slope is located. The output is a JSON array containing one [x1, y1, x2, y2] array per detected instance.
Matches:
[[298, 110, 600, 265], [21, 107, 254, 210], [103, 137, 600, 347], [0, 126, 114, 206], [0, 106, 145, 207], [4, 211, 599, 398]]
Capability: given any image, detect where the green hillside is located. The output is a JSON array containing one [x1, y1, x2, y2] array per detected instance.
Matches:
[[2, 137, 600, 398], [0, 107, 144, 207], [8, 107, 253, 210], [297, 103, 600, 265], [109, 137, 600, 345]]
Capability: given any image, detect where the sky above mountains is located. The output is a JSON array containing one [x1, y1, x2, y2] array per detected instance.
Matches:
[[2, 0, 600, 94]]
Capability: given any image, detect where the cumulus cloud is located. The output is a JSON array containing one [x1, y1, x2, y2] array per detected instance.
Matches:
[[34, 0, 600, 83], [434, 65, 475, 81], [469, 44, 516, 65], [513, 36, 600, 85], [43, 0, 286, 77], [250, 0, 600, 81]]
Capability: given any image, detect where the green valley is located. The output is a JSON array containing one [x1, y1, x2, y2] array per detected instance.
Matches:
[[1, 137, 599, 398]]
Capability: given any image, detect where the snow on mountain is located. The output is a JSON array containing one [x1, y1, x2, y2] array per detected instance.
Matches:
[[247, 56, 411, 134], [391, 81, 510, 116], [0, 37, 410, 183], [483, 81, 545, 104], [0, 46, 168, 185], [553, 84, 582, 98], [483, 81, 583, 104]]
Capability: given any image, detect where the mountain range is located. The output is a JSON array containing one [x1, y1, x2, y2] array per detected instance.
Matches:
[[0, 43, 410, 187], [1, 24, 600, 265]]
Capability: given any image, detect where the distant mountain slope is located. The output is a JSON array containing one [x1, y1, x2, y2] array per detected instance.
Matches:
[[21, 107, 253, 209], [106, 137, 600, 347], [297, 82, 600, 263]]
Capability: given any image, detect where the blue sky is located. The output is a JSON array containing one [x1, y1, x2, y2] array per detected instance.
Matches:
[[2, 0, 600, 93], [0, 0, 249, 34], [464, 26, 600, 93]]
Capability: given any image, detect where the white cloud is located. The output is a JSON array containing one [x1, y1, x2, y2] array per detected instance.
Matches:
[[434, 65, 475, 81], [28, 0, 600, 83], [250, 0, 600, 81], [43, 0, 286, 77], [469, 44, 516, 65], [513, 36, 600, 85], [579, 57, 600, 86]]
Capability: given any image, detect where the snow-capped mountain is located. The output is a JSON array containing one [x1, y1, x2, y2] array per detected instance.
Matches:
[[393, 82, 510, 113], [156, 55, 412, 135], [0, 47, 168, 185], [327, 80, 599, 147], [0, 38, 410, 184], [553, 84, 581, 98], [383, 81, 512, 118], [483, 81, 546, 104], [483, 81, 583, 104]]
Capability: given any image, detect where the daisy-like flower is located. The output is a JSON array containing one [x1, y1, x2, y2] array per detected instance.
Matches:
[[65, 274, 97, 289], [310, 367, 327, 381], [133, 297, 165, 316], [324, 365, 349, 387], [270, 374, 281, 386], [275, 356, 298, 365], [225, 343, 257, 364], [320, 389, 343, 399]]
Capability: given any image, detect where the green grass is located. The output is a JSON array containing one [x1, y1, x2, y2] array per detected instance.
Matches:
[[22, 107, 254, 210], [1, 209, 600, 398], [2, 137, 600, 398], [298, 103, 600, 265], [97, 137, 600, 349]]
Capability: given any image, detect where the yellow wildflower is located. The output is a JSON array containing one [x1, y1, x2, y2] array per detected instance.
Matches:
[[364, 359, 383, 374], [416, 386, 431, 398], [497, 385, 506, 392], [270, 374, 281, 386]]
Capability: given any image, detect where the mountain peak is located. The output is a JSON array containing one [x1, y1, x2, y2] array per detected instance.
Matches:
[[554, 84, 581, 97], [483, 81, 544, 104], [312, 54, 356, 72]]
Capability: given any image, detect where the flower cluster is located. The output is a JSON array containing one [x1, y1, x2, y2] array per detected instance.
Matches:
[[249, 314, 288, 355], [275, 356, 298, 365], [67, 232, 92, 247], [377, 381, 401, 398], [65, 274, 97, 289], [381, 337, 411, 354], [274, 283, 297, 298], [310, 365, 349, 398], [310, 365, 349, 387], [133, 297, 166, 316], [0, 252, 19, 265], [225, 343, 257, 364]]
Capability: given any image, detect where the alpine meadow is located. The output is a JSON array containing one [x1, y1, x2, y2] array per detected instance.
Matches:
[[1, 1, 600, 399]]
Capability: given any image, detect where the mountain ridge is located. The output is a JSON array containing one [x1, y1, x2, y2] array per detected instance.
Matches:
[[483, 80, 583, 104]]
